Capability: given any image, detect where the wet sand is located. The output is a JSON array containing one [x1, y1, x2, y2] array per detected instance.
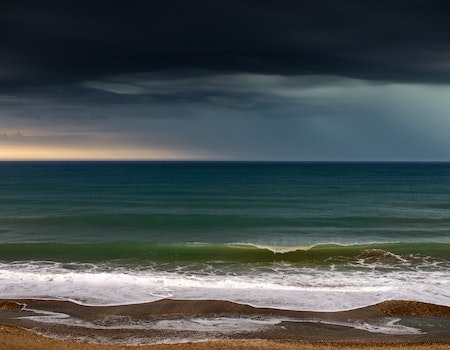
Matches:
[[0, 299, 449, 349], [1, 324, 450, 350]]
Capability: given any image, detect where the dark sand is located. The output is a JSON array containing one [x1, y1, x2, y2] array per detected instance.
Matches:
[[1, 299, 449, 349]]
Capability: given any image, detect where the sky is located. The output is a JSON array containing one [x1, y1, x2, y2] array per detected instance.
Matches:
[[1, 0, 450, 161]]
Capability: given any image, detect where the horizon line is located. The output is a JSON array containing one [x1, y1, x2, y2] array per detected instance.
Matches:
[[1, 159, 449, 163]]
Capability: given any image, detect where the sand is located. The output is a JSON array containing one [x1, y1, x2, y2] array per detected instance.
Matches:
[[1, 324, 450, 350], [0, 299, 449, 349]]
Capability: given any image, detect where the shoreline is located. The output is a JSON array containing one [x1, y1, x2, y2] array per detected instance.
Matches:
[[1, 298, 449, 348], [1, 324, 450, 350]]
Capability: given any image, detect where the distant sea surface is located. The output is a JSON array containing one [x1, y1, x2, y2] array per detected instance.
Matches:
[[0, 162, 449, 311]]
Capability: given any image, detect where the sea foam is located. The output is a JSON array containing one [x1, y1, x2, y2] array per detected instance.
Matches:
[[1, 260, 448, 311]]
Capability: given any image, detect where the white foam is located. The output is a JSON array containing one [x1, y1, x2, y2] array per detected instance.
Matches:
[[233, 241, 404, 254], [350, 318, 424, 335], [0, 261, 449, 311], [293, 318, 423, 335], [150, 317, 284, 333], [20, 306, 285, 334], [233, 242, 315, 253], [20, 308, 423, 339]]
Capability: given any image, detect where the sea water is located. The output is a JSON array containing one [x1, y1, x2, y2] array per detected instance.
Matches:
[[0, 161, 449, 311]]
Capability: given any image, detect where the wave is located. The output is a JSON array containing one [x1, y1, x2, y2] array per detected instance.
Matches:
[[0, 241, 448, 265], [1, 241, 449, 311], [1, 254, 449, 310]]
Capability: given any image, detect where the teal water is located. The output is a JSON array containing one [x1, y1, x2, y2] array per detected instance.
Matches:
[[0, 162, 449, 310], [1, 161, 450, 245]]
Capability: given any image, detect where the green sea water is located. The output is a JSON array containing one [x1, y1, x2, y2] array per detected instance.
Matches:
[[0, 161, 449, 310]]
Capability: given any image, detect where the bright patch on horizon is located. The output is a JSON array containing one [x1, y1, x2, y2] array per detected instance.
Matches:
[[0, 144, 196, 161]]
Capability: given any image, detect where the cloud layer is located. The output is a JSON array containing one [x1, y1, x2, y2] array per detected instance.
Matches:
[[1, 1, 450, 160]]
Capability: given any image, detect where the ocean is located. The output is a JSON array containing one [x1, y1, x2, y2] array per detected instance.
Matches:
[[0, 161, 449, 311]]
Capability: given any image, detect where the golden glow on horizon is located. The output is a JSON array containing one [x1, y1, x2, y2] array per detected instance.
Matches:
[[0, 128, 206, 160], [0, 145, 193, 160]]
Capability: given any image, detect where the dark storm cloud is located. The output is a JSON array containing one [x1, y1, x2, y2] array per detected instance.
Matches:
[[2, 0, 450, 88], [3, 0, 450, 161]]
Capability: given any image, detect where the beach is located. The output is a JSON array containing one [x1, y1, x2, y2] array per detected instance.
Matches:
[[1, 325, 450, 350], [0, 299, 449, 349]]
